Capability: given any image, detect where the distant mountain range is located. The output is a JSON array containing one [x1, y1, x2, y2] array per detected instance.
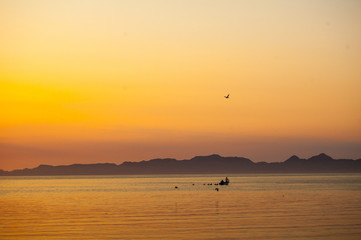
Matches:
[[1, 153, 361, 176]]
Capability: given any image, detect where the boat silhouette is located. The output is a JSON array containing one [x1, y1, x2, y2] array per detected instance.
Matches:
[[219, 177, 230, 185]]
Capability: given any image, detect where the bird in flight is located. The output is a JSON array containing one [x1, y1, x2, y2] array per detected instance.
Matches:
[[224, 94, 230, 99]]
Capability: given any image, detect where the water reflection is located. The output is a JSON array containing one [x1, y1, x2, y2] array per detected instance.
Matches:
[[1, 174, 361, 239]]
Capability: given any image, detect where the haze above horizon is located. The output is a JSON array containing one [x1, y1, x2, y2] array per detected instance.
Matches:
[[1, 0, 361, 170]]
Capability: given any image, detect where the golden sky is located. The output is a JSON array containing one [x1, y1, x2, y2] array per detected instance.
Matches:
[[1, 0, 361, 170]]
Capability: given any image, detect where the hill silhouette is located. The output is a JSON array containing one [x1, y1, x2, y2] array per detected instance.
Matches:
[[1, 153, 361, 176]]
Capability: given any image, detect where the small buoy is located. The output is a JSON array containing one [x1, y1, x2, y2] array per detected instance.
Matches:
[[175, 186, 178, 189], [215, 188, 219, 191]]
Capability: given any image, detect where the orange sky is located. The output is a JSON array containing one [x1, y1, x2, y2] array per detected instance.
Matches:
[[1, 0, 361, 170]]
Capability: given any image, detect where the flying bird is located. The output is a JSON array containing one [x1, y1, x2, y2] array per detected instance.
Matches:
[[224, 94, 230, 99]]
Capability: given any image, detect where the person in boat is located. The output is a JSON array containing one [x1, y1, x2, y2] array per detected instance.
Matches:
[[225, 177, 229, 183]]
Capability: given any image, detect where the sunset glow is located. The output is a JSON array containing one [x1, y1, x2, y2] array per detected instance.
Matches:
[[1, 0, 361, 170]]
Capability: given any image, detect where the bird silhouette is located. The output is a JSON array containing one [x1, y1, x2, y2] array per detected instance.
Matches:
[[224, 94, 230, 99]]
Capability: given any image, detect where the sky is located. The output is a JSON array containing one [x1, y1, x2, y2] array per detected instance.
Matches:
[[1, 0, 361, 170]]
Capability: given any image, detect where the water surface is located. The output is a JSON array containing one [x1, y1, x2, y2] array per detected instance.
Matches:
[[1, 174, 361, 239]]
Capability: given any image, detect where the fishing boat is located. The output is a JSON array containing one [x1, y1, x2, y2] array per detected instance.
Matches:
[[219, 177, 230, 185]]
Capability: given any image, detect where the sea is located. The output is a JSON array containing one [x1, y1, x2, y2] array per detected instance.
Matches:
[[1, 174, 361, 239]]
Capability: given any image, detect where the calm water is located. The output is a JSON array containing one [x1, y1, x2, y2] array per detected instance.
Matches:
[[1, 174, 361, 239]]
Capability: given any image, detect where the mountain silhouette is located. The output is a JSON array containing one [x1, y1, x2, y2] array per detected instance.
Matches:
[[1, 153, 360, 176]]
